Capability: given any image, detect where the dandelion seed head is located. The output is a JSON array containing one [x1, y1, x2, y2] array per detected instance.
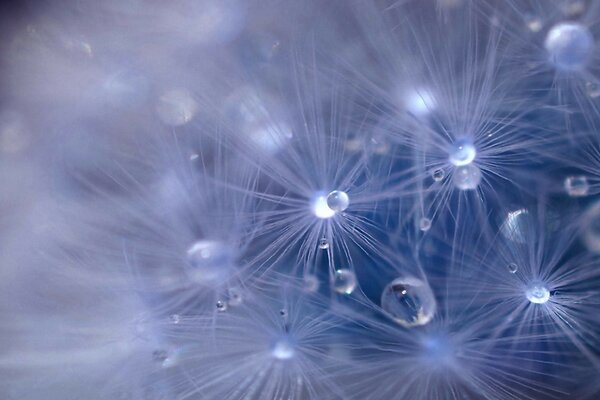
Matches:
[[526, 283, 551, 304]]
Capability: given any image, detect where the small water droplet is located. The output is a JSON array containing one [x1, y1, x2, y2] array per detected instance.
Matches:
[[216, 300, 228, 312], [279, 308, 287, 317], [419, 218, 432, 232], [524, 13, 542, 32], [332, 269, 357, 295], [169, 314, 180, 324], [565, 175, 589, 197], [326, 190, 350, 212], [318, 238, 329, 250], [507, 263, 518, 274], [431, 168, 445, 182], [381, 277, 436, 328]]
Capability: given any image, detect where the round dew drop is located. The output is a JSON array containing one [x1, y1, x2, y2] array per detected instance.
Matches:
[[564, 175, 589, 197], [431, 168, 445, 182], [380, 277, 436, 328], [526, 284, 550, 304], [318, 238, 329, 250], [453, 164, 482, 190], [216, 300, 228, 312], [507, 263, 518, 274], [326, 190, 350, 213], [449, 138, 476, 166], [332, 269, 357, 295], [545, 22, 594, 71], [419, 217, 432, 232]]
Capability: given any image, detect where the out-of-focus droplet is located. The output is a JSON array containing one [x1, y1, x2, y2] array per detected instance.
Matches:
[[419, 218, 432, 232], [272, 339, 295, 360], [526, 283, 550, 304], [524, 13, 542, 33], [585, 81, 600, 98], [318, 238, 329, 250], [453, 164, 482, 190], [333, 269, 357, 295], [500, 208, 530, 244], [545, 22, 593, 71], [186, 240, 234, 284], [303, 274, 320, 293], [507, 263, 518, 274], [381, 276, 436, 328], [326, 190, 350, 212], [228, 287, 243, 306], [564, 175, 589, 197], [169, 314, 180, 324], [156, 89, 197, 126]]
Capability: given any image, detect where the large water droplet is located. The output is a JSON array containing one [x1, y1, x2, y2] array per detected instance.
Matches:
[[449, 138, 476, 166], [326, 190, 350, 212], [381, 277, 436, 328], [545, 22, 593, 71], [333, 269, 357, 295], [526, 284, 550, 304]]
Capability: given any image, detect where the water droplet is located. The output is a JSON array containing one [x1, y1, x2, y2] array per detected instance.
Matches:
[[279, 308, 287, 317], [272, 339, 295, 360], [526, 284, 550, 304], [318, 238, 330, 250], [419, 218, 432, 232], [152, 349, 168, 363], [507, 263, 518, 274], [303, 274, 320, 293], [431, 168, 445, 182], [332, 269, 357, 295], [524, 13, 542, 32], [380, 277, 436, 328], [564, 175, 589, 197], [449, 138, 476, 166], [186, 240, 234, 284], [216, 300, 228, 312], [453, 164, 482, 190], [228, 287, 243, 306], [545, 22, 593, 72], [169, 314, 181, 324], [500, 209, 531, 244], [326, 190, 350, 212], [586, 81, 600, 98], [156, 89, 197, 126]]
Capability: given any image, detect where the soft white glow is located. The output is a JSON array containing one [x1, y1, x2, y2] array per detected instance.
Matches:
[[526, 284, 550, 304], [312, 193, 336, 219], [272, 340, 295, 360]]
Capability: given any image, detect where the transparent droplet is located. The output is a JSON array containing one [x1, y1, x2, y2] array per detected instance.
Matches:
[[453, 164, 482, 190], [564, 175, 589, 197], [431, 168, 445, 182], [156, 89, 197, 126], [169, 314, 181, 324], [524, 13, 542, 33], [152, 349, 168, 364], [333, 269, 357, 295], [228, 287, 243, 307], [586, 81, 600, 98], [272, 339, 295, 360], [186, 240, 234, 284], [545, 22, 594, 71], [216, 300, 228, 312], [279, 308, 288, 317], [526, 284, 550, 304], [419, 218, 432, 232], [381, 277, 436, 328], [507, 263, 518, 274], [500, 209, 531, 244], [303, 274, 320, 293], [318, 238, 330, 250], [449, 138, 476, 166], [326, 190, 350, 212]]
